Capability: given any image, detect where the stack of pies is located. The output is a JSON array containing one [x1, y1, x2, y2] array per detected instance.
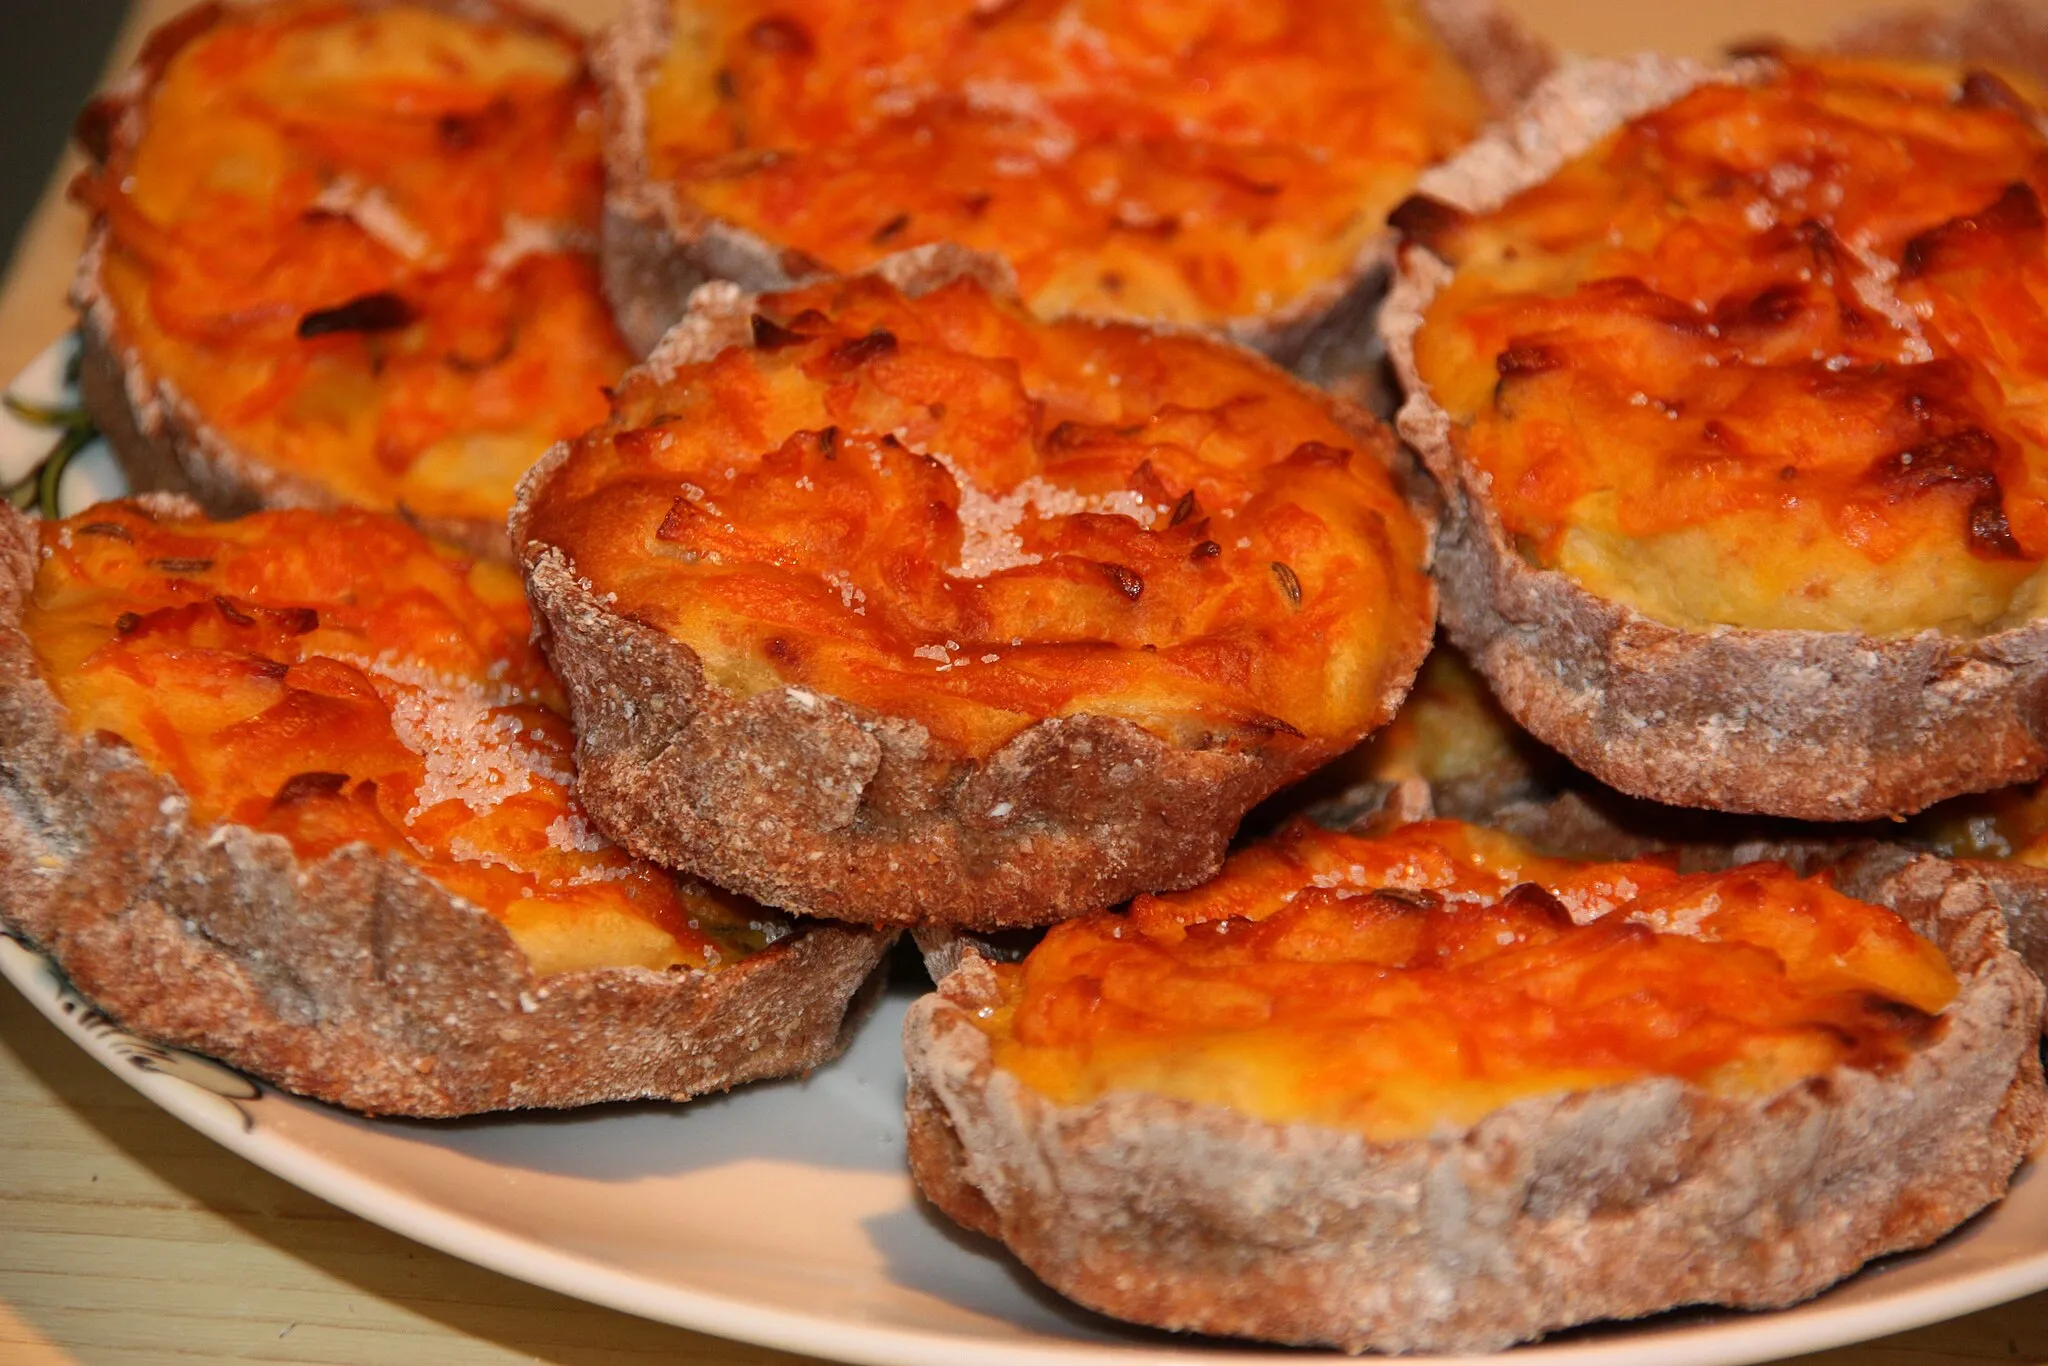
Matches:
[[3, 0, 2047, 1351]]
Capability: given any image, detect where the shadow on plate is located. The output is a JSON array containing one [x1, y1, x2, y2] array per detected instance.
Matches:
[[860, 1193, 1281, 1353], [0, 979, 834, 1366], [295, 979, 926, 1183]]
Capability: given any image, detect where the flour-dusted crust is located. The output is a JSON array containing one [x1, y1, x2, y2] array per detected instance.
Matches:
[[593, 0, 1550, 385], [1382, 56, 2048, 822], [0, 500, 890, 1117], [1958, 860, 2048, 1009], [904, 852, 2047, 1354], [1833, 0, 2048, 82], [516, 247, 1435, 929], [906, 779, 1437, 982], [521, 545, 1273, 930]]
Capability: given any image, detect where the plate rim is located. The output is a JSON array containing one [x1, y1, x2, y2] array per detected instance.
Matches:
[[6, 930, 2048, 1366], [6, 331, 2048, 1366]]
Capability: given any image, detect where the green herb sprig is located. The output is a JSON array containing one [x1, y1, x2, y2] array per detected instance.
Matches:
[[3, 343, 98, 518]]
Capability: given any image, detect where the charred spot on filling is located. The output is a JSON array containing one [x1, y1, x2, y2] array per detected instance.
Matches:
[[751, 312, 811, 350], [822, 329, 898, 371], [435, 98, 513, 152], [1900, 182, 2045, 280], [1867, 427, 2025, 559], [1499, 879, 1571, 924], [271, 770, 349, 806], [1098, 562, 1144, 601], [1957, 69, 2033, 116], [1494, 343, 1563, 399], [1289, 440, 1354, 469], [1044, 421, 1093, 452], [1371, 885, 1444, 911], [296, 291, 418, 340], [1496, 344, 1563, 378], [1716, 281, 1806, 337], [1388, 193, 1471, 255]]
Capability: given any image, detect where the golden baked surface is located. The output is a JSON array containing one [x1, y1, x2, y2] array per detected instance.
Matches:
[[24, 501, 769, 976], [1408, 54, 2048, 636], [79, 0, 631, 529], [639, 0, 1489, 328], [980, 819, 1958, 1138], [525, 272, 1434, 762]]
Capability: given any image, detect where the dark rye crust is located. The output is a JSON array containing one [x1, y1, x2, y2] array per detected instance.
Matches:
[[68, 0, 586, 566], [512, 246, 1436, 929], [904, 843, 2048, 1354], [1954, 859, 2048, 1005], [1383, 55, 2048, 823], [592, 0, 1552, 395], [1833, 0, 2048, 82], [903, 778, 1439, 984], [0, 498, 891, 1118]]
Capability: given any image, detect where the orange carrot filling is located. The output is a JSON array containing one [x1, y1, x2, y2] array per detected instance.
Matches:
[[981, 819, 1957, 1138]]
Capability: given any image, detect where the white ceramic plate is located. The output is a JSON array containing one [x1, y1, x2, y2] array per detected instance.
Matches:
[[4, 336, 2048, 1366]]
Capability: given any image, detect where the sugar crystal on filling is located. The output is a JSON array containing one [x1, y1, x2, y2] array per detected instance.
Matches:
[[931, 452, 1159, 577], [350, 655, 573, 821], [545, 812, 608, 854]]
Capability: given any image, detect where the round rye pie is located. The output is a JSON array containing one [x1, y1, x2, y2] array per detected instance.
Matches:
[[1385, 51, 2048, 821], [0, 498, 889, 1117], [71, 0, 634, 561], [904, 817, 2048, 1354], [512, 251, 1437, 929], [593, 0, 1549, 383]]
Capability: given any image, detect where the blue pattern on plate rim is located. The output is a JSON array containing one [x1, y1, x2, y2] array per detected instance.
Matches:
[[0, 930, 264, 1132]]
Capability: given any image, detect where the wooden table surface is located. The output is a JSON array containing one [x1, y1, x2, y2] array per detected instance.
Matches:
[[3, 1, 2047, 1362]]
